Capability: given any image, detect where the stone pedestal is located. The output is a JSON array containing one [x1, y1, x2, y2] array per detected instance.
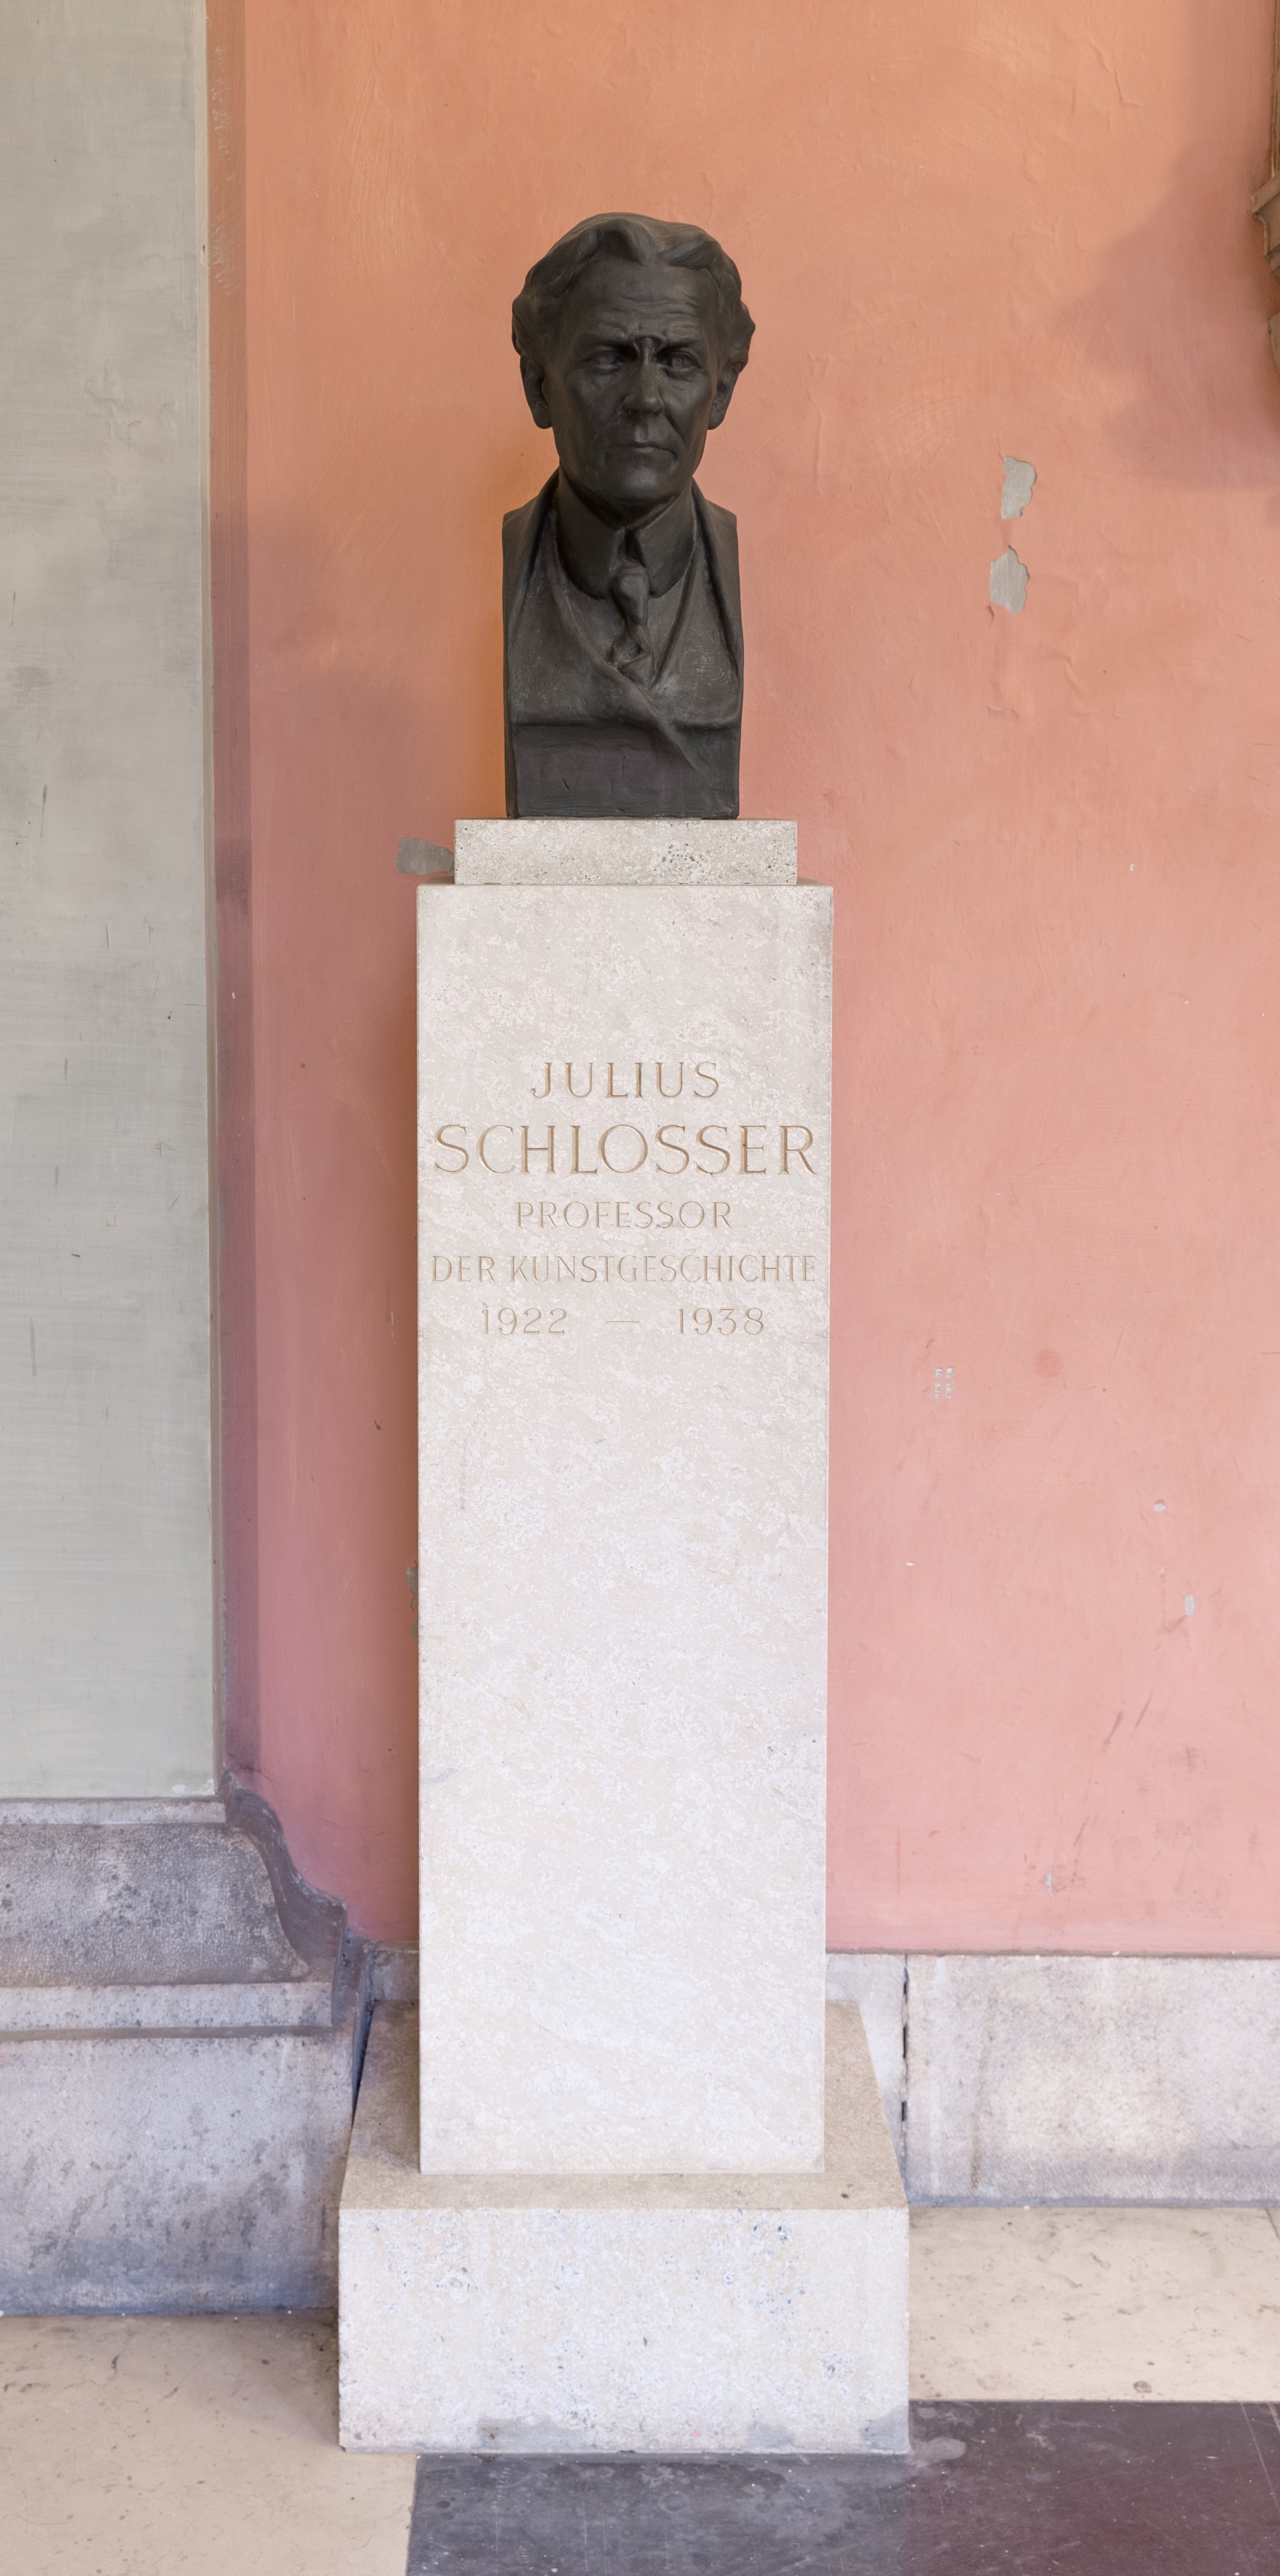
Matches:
[[339, 2001, 907, 2453], [339, 819, 908, 2450]]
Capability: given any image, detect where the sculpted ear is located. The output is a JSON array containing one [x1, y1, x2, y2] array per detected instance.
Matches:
[[519, 352, 555, 431], [707, 362, 740, 432]]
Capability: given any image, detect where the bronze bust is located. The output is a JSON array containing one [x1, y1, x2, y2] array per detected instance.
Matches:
[[504, 213, 754, 821]]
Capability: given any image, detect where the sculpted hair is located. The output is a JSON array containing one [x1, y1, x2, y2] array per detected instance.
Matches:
[[512, 213, 754, 380]]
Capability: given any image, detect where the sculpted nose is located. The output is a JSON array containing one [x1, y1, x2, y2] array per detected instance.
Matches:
[[625, 355, 664, 413]]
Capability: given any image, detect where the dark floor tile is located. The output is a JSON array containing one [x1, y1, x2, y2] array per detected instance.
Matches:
[[406, 2403, 1280, 2575]]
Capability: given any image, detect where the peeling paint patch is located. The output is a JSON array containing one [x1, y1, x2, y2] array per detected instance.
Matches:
[[990, 546, 1029, 613], [1001, 456, 1036, 519], [396, 837, 454, 877]]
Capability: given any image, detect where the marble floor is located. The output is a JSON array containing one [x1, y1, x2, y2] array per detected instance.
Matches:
[[910, 2204, 1280, 2402], [403, 2405, 1280, 2573], [1, 2208, 1277, 2575]]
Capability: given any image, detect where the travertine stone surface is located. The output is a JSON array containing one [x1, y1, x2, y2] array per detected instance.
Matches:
[[417, 872, 831, 2173], [454, 817, 796, 885], [826, 1951, 907, 2155], [910, 2205, 1280, 2401], [905, 1953, 1280, 2203], [0, 2313, 416, 2575], [339, 2005, 908, 2454]]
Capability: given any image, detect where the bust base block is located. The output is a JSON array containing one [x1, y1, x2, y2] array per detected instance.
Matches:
[[453, 817, 797, 885], [338, 2003, 908, 2455]]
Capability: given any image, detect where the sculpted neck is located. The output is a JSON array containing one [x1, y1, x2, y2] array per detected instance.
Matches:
[[555, 473, 697, 600]]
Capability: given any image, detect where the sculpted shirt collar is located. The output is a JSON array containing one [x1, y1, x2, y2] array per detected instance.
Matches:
[[553, 474, 698, 601]]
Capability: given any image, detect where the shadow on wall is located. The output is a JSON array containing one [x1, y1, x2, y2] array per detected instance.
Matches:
[[1056, 121, 1280, 491], [214, 500, 426, 1929]]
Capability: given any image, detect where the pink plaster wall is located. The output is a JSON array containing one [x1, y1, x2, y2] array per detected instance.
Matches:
[[215, 0, 1280, 1948]]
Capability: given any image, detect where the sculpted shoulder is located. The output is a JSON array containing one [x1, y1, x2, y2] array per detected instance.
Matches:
[[693, 486, 742, 668], [694, 488, 739, 569], [502, 477, 557, 609]]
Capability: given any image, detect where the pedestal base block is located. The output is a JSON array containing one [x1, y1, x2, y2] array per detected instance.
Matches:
[[339, 2003, 908, 2456]]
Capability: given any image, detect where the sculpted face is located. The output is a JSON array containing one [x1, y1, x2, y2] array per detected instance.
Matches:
[[520, 258, 740, 522]]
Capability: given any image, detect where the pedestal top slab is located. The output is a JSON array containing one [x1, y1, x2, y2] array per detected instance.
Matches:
[[454, 818, 796, 886]]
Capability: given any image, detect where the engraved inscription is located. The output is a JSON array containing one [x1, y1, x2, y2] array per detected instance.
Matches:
[[425, 1046, 824, 1338], [516, 1200, 731, 1229], [529, 1060, 721, 1099], [427, 1250, 817, 1286], [433, 1121, 817, 1178], [481, 1305, 568, 1335], [680, 1306, 765, 1334]]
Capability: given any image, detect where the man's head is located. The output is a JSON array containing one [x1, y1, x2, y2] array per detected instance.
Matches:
[[512, 214, 754, 524]]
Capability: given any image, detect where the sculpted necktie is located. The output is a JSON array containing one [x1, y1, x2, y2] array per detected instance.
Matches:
[[608, 546, 656, 688]]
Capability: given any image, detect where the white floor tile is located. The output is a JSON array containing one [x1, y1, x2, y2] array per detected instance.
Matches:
[[0, 2312, 414, 2576], [910, 2205, 1280, 2401]]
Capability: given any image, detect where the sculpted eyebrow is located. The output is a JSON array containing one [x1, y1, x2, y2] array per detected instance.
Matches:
[[578, 332, 704, 357]]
